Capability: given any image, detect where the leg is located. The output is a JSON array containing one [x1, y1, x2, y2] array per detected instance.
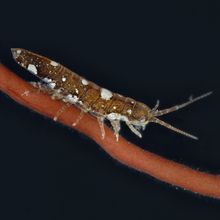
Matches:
[[30, 81, 63, 99], [126, 122, 142, 138], [97, 117, 105, 139], [53, 103, 71, 121], [152, 99, 160, 112], [110, 120, 121, 141], [72, 109, 86, 126], [141, 122, 148, 131], [21, 81, 45, 96], [30, 82, 51, 94]]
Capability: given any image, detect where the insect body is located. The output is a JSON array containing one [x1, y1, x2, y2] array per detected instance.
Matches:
[[11, 48, 212, 141]]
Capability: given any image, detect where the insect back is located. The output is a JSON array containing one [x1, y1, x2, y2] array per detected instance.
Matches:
[[12, 48, 68, 89], [11, 48, 90, 104]]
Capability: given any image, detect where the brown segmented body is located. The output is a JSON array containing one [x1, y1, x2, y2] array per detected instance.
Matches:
[[12, 49, 146, 119], [11, 48, 212, 141]]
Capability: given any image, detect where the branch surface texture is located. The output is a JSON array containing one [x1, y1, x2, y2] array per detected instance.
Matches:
[[0, 63, 219, 199]]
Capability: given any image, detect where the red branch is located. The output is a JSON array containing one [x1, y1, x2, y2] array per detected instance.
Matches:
[[0, 63, 220, 199]]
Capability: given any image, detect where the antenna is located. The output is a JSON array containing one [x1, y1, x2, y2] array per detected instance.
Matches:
[[151, 117, 198, 140], [153, 92, 212, 117]]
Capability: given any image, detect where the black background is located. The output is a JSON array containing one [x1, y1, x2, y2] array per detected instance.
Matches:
[[1, 1, 220, 219]]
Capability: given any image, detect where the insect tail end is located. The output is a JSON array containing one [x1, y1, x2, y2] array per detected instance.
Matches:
[[11, 48, 22, 60]]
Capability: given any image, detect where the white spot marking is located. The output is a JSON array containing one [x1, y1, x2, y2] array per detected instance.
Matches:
[[75, 89, 79, 94], [73, 95, 79, 102], [43, 77, 52, 83], [50, 61, 58, 67], [65, 94, 78, 103], [62, 77, 66, 82], [48, 82, 56, 89], [12, 48, 21, 59], [107, 113, 128, 122], [127, 109, 132, 115], [17, 49, 21, 55], [101, 88, 113, 100], [82, 79, 89, 85], [27, 64, 38, 75]]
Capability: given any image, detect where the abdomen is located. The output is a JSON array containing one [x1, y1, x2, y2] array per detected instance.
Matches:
[[12, 48, 137, 119]]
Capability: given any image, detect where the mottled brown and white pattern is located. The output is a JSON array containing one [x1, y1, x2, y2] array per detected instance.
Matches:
[[11, 48, 212, 141]]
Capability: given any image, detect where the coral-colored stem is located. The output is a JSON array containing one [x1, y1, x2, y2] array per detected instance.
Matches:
[[0, 63, 219, 199]]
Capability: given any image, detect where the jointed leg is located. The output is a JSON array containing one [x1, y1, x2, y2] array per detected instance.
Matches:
[[126, 122, 142, 138], [30, 82, 51, 94], [97, 117, 105, 139], [21, 82, 46, 96], [54, 103, 71, 121], [30, 81, 64, 100], [72, 109, 86, 126], [152, 99, 160, 112], [110, 120, 121, 141]]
